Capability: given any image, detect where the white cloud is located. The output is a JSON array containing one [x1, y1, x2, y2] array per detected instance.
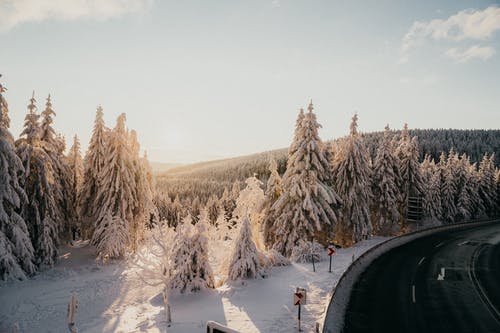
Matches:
[[0, 0, 152, 32], [401, 5, 500, 63], [445, 45, 495, 63]]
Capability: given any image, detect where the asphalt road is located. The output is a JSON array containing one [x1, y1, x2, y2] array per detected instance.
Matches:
[[343, 221, 500, 333]]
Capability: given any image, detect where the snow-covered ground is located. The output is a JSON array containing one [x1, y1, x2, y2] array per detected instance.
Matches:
[[0, 237, 387, 333]]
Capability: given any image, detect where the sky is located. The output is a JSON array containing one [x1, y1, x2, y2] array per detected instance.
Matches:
[[1, 0, 499, 164]]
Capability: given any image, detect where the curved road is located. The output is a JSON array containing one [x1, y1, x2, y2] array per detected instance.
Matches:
[[343, 221, 500, 333]]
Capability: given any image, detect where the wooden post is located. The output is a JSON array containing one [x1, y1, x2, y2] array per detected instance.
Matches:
[[311, 240, 316, 272], [67, 293, 78, 333]]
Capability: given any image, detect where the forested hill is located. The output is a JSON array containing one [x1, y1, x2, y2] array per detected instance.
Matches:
[[156, 128, 499, 201], [365, 129, 500, 166]]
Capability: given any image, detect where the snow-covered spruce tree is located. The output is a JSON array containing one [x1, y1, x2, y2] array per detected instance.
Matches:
[[39, 95, 76, 243], [67, 135, 83, 239], [170, 195, 183, 227], [495, 169, 500, 216], [190, 196, 201, 224], [467, 160, 484, 219], [0, 83, 10, 129], [128, 130, 155, 246], [265, 158, 282, 205], [0, 81, 36, 279], [233, 175, 265, 249], [478, 153, 497, 216], [269, 103, 341, 256], [263, 157, 282, 246], [289, 108, 305, 157], [371, 125, 400, 236], [141, 151, 159, 227], [226, 216, 261, 281], [440, 151, 458, 223], [92, 114, 137, 259], [231, 181, 241, 201], [398, 133, 424, 228], [220, 186, 236, 223], [167, 215, 207, 293], [332, 114, 372, 246], [79, 106, 108, 238], [188, 217, 214, 290], [206, 195, 221, 225], [16, 93, 60, 267], [92, 212, 129, 260], [420, 155, 442, 222], [454, 153, 473, 221], [68, 135, 83, 193]]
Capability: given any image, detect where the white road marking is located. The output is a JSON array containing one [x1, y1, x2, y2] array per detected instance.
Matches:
[[417, 257, 426, 266], [435, 241, 445, 248], [412, 285, 416, 303], [457, 241, 468, 246]]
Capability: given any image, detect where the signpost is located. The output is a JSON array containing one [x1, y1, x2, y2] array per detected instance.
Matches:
[[294, 287, 307, 331], [327, 245, 336, 273]]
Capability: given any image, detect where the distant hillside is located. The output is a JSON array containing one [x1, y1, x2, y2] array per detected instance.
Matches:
[[150, 162, 184, 173], [155, 128, 499, 203], [156, 149, 287, 201]]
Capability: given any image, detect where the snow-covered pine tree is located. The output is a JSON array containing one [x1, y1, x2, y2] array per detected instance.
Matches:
[[171, 195, 183, 227], [495, 168, 500, 216], [420, 155, 442, 222], [398, 133, 424, 228], [0, 82, 10, 129], [332, 114, 372, 245], [128, 130, 156, 246], [79, 106, 108, 238], [231, 181, 240, 202], [0, 81, 36, 279], [269, 103, 341, 256], [289, 108, 305, 157], [142, 151, 158, 227], [39, 95, 75, 243], [188, 217, 214, 290], [190, 196, 201, 224], [467, 160, 484, 218], [478, 153, 497, 216], [263, 157, 282, 246], [206, 195, 221, 225], [220, 186, 236, 222], [371, 125, 400, 235], [92, 212, 129, 260], [67, 135, 83, 240], [68, 135, 83, 193], [440, 151, 458, 223], [226, 216, 261, 281], [92, 114, 137, 259], [233, 175, 265, 250], [167, 215, 197, 293], [454, 153, 473, 221], [16, 92, 60, 267]]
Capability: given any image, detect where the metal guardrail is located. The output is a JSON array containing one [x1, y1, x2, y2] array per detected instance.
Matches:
[[322, 218, 500, 333]]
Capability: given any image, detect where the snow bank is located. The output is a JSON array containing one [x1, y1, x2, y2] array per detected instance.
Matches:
[[322, 219, 497, 333], [0, 237, 389, 333]]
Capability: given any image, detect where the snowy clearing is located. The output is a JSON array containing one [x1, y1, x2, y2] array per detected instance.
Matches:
[[0, 237, 387, 333]]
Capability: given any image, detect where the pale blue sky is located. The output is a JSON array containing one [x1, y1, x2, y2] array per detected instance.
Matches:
[[1, 0, 499, 163]]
